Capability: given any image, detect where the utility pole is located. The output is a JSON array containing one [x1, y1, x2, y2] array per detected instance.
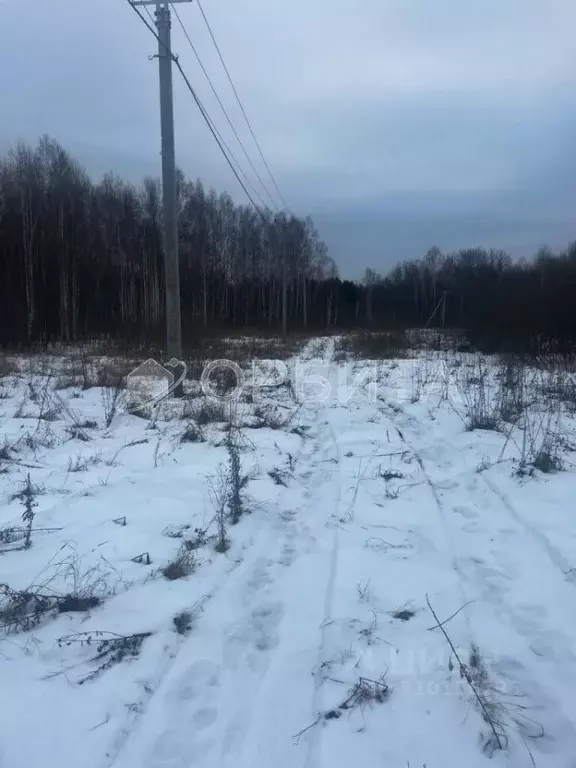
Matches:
[[278, 216, 288, 338], [131, 1, 191, 361]]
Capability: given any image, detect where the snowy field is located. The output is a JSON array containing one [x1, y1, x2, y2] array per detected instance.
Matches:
[[1, 338, 576, 768]]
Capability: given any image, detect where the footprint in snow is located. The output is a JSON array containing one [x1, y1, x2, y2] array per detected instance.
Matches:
[[461, 521, 480, 534], [149, 730, 210, 767], [176, 660, 220, 702], [452, 505, 478, 520], [192, 707, 218, 729], [224, 601, 285, 669], [243, 559, 274, 602]]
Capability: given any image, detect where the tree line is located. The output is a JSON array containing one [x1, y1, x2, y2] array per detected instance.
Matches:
[[1, 136, 574, 353], [354, 244, 576, 352], [0, 136, 336, 348]]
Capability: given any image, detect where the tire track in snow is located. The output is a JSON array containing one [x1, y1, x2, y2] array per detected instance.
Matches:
[[389, 407, 574, 588], [386, 409, 576, 754], [102, 632, 194, 768], [390, 409, 575, 636], [104, 401, 321, 768], [389, 420, 474, 641], [481, 473, 574, 581], [403, 417, 575, 588], [105, 348, 342, 768], [206, 401, 341, 767], [303, 413, 342, 768], [294, 340, 344, 768], [103, 522, 288, 768]]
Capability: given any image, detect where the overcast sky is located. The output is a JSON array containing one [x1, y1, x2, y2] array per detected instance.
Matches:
[[2, 0, 575, 277]]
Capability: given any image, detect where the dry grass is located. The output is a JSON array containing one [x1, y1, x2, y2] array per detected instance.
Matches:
[[183, 333, 307, 364], [179, 422, 205, 443], [173, 610, 193, 635], [334, 331, 410, 362], [0, 356, 18, 377], [253, 404, 290, 430], [457, 361, 501, 432], [193, 400, 228, 426], [294, 675, 391, 743], [161, 541, 198, 581], [57, 630, 152, 684]]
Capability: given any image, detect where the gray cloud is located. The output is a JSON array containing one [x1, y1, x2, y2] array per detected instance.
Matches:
[[2, 0, 575, 276]]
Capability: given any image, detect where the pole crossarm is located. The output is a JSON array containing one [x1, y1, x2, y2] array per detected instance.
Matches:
[[130, 1, 191, 6]]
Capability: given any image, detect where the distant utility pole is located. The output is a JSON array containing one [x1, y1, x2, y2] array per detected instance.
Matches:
[[131, 1, 191, 360], [425, 291, 448, 328]]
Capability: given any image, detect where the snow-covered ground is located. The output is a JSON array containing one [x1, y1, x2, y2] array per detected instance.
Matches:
[[1, 340, 576, 768]]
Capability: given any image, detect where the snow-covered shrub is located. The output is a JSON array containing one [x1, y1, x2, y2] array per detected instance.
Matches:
[[458, 361, 501, 431], [161, 541, 198, 581]]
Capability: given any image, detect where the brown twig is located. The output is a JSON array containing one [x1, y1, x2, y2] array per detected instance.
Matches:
[[426, 600, 474, 632], [425, 594, 503, 751]]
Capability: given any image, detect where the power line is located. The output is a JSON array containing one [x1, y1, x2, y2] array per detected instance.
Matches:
[[192, 88, 271, 210], [171, 3, 280, 211], [134, 2, 269, 211], [125, 0, 267, 213], [142, 4, 155, 26], [195, 0, 291, 213]]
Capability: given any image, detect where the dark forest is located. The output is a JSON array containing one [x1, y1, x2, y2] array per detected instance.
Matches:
[[1, 137, 575, 353]]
